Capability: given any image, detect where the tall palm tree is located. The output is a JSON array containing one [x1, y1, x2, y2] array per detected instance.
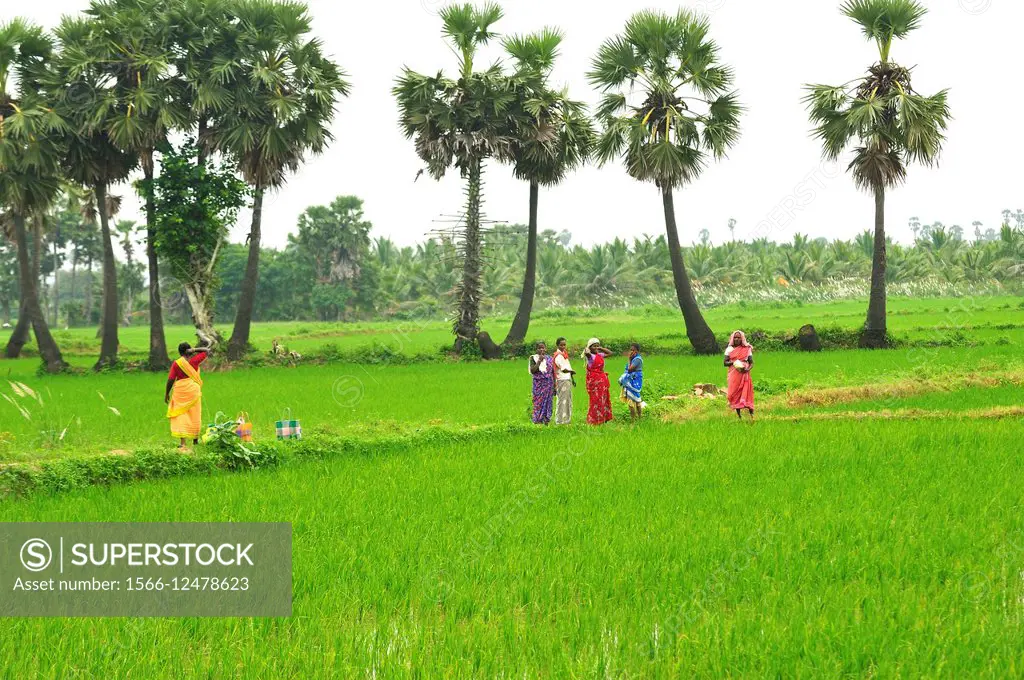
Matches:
[[500, 28, 594, 348], [805, 0, 950, 348], [90, 0, 188, 370], [213, 0, 350, 361], [394, 2, 521, 353], [0, 19, 68, 372], [589, 10, 741, 354], [163, 0, 236, 166], [50, 15, 139, 368]]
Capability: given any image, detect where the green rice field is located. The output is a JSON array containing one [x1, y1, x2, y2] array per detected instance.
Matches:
[[1, 295, 1022, 677], [22, 294, 1024, 363]]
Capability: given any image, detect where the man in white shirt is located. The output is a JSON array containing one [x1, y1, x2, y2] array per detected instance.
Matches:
[[553, 337, 575, 425]]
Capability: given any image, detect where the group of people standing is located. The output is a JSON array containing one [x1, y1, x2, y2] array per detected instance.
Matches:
[[163, 330, 757, 448], [528, 330, 757, 426], [529, 338, 645, 426]]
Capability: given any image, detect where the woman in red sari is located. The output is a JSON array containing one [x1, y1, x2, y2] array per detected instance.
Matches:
[[583, 338, 614, 425], [724, 330, 754, 420]]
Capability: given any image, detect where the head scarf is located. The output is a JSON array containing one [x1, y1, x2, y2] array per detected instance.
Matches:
[[730, 330, 751, 348], [582, 337, 600, 359]]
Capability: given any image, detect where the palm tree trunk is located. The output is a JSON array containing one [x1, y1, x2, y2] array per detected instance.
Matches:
[[6, 218, 43, 356], [10, 213, 65, 372], [453, 157, 484, 353], [143, 161, 170, 370], [662, 186, 719, 354], [51, 239, 60, 327], [95, 182, 120, 369], [5, 303, 30, 359], [197, 117, 209, 168], [84, 255, 94, 324], [861, 185, 888, 348], [227, 186, 264, 360], [69, 255, 78, 325], [502, 181, 539, 349]]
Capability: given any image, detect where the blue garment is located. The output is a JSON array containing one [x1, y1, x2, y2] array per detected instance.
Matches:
[[619, 355, 643, 402]]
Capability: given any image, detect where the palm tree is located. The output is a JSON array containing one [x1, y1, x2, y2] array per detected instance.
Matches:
[[50, 15, 139, 368], [214, 0, 350, 361], [499, 28, 594, 349], [163, 0, 235, 166], [90, 0, 188, 370], [805, 0, 950, 348], [589, 10, 741, 354], [0, 19, 68, 372], [394, 2, 521, 353]]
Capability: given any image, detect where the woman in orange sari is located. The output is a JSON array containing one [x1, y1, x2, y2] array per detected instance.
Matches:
[[165, 342, 211, 450], [724, 330, 754, 420]]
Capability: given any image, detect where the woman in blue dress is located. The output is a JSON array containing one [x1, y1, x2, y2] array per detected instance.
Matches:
[[619, 343, 644, 421]]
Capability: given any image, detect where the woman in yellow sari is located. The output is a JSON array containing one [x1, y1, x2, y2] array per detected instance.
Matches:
[[165, 342, 211, 450]]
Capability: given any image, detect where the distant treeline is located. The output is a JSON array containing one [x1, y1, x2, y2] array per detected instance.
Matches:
[[4, 196, 1021, 327]]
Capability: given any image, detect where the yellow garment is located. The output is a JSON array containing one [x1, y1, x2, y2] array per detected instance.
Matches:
[[167, 357, 203, 439]]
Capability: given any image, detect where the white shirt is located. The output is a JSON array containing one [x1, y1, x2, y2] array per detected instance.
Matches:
[[553, 352, 573, 381], [529, 354, 549, 375]]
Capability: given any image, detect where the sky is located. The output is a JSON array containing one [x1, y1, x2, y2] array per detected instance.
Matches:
[[9, 0, 1024, 249]]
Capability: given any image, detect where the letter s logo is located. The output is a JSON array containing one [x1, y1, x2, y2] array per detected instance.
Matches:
[[20, 538, 53, 572]]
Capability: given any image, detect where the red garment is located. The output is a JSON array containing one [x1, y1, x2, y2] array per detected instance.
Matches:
[[168, 352, 207, 382], [585, 353, 613, 425], [726, 345, 754, 411]]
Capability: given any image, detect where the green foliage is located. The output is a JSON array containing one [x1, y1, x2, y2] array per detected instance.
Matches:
[[293, 196, 373, 320], [588, 9, 742, 189], [198, 417, 272, 470], [204, 0, 351, 192], [0, 19, 66, 216], [804, 1, 950, 192], [211, 243, 315, 323], [502, 28, 594, 186], [148, 140, 248, 303]]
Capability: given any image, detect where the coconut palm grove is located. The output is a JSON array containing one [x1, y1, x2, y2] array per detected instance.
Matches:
[[0, 0, 1022, 676]]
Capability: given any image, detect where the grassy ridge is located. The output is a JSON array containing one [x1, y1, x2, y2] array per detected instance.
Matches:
[[1, 419, 1022, 676], [1, 342, 1018, 461]]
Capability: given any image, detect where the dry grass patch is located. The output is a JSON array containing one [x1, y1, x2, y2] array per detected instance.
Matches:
[[779, 370, 1024, 409], [765, 405, 1024, 423]]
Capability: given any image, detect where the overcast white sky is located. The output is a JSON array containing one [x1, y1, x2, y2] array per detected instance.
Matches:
[[10, 0, 1023, 248]]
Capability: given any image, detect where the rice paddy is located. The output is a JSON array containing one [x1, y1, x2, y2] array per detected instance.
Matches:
[[1, 294, 1022, 677]]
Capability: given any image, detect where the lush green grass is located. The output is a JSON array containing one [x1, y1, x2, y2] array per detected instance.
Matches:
[[2, 418, 1023, 676], [1, 341, 1017, 461], [19, 294, 1024, 360], [2, 295, 1022, 676]]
